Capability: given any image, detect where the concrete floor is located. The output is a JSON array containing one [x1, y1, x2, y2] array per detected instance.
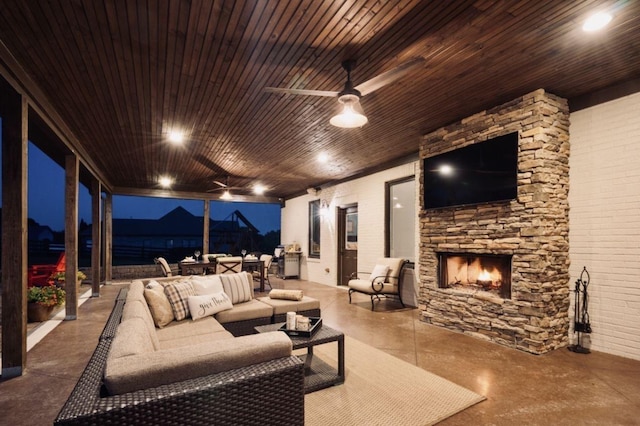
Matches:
[[1, 277, 639, 425]]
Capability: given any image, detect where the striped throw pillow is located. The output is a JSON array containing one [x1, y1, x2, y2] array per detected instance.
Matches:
[[219, 272, 253, 304]]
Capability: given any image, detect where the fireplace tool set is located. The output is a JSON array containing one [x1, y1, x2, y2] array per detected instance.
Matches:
[[568, 266, 592, 354]]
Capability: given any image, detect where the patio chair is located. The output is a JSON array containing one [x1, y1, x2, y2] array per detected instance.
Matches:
[[348, 257, 408, 310], [154, 257, 177, 277], [216, 256, 243, 274], [28, 252, 66, 287], [252, 254, 273, 289], [203, 253, 230, 274]]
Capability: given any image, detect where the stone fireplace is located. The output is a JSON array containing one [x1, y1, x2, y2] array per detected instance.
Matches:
[[418, 89, 571, 355]]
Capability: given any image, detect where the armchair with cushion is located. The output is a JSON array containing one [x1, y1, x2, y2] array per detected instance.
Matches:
[[348, 257, 408, 310]]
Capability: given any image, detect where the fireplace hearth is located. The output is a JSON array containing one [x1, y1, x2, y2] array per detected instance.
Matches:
[[439, 253, 512, 299]]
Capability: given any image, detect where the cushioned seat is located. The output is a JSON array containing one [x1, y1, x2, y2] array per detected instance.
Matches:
[[156, 316, 227, 341], [214, 299, 274, 323], [348, 257, 407, 310], [159, 329, 234, 349], [256, 295, 321, 322]]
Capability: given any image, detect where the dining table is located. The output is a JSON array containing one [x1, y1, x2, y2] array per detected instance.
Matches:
[[178, 260, 211, 276]]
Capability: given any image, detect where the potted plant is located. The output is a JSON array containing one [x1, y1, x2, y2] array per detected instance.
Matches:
[[27, 285, 66, 322], [50, 270, 87, 286]]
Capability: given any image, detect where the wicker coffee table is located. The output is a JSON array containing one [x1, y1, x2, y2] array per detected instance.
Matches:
[[255, 322, 345, 393]]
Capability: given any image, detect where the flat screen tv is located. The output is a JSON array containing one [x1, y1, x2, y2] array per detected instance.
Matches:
[[423, 132, 518, 209]]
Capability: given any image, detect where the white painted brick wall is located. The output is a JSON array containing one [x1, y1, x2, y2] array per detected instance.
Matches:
[[569, 91, 640, 361], [282, 162, 418, 286]]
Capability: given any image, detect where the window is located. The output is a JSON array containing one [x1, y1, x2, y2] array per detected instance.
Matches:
[[309, 200, 321, 258], [386, 176, 415, 261], [345, 211, 358, 250]]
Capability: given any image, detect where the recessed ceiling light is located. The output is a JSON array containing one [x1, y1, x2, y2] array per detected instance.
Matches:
[[253, 184, 266, 195], [159, 176, 173, 188], [318, 153, 329, 163], [168, 130, 185, 144], [583, 11, 612, 32]]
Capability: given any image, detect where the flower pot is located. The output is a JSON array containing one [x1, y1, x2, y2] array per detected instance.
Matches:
[[27, 302, 55, 322]]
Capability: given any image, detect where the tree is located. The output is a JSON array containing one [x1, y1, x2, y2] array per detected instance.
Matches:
[[260, 230, 281, 254]]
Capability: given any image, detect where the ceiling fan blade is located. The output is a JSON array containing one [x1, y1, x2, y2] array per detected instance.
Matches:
[[264, 87, 339, 97], [355, 57, 425, 96], [213, 180, 227, 188], [206, 186, 247, 193]]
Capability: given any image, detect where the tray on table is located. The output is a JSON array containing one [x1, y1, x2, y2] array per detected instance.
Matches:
[[279, 317, 322, 338]]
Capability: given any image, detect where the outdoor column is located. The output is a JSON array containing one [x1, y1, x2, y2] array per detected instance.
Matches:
[[104, 192, 112, 284], [91, 178, 101, 296], [1, 87, 28, 378], [64, 154, 79, 320], [203, 200, 210, 255]]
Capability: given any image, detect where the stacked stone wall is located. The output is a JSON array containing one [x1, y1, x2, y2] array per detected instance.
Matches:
[[419, 89, 570, 354]]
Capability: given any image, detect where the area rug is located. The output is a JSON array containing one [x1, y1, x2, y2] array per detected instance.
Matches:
[[304, 336, 485, 425]]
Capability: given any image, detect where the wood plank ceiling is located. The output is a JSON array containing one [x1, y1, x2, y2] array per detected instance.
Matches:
[[0, 0, 639, 201]]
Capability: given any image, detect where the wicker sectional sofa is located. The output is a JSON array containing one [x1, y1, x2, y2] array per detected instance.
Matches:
[[54, 272, 320, 425]]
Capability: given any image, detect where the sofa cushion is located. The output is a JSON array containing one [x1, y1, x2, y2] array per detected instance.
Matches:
[[164, 280, 196, 320], [269, 289, 304, 301], [108, 317, 155, 359], [190, 274, 224, 295], [159, 329, 234, 350], [187, 292, 233, 320], [122, 299, 160, 350], [257, 296, 320, 315], [104, 331, 292, 395], [144, 285, 175, 328], [220, 272, 253, 304], [214, 299, 273, 324], [156, 316, 227, 341], [126, 280, 146, 304]]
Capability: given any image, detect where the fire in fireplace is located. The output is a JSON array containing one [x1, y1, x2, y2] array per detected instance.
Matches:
[[438, 253, 512, 298]]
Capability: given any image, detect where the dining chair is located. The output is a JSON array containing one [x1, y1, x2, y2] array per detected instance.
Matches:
[[215, 256, 243, 274], [252, 254, 273, 289]]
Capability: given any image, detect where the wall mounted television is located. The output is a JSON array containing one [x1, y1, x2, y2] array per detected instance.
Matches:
[[423, 132, 518, 209]]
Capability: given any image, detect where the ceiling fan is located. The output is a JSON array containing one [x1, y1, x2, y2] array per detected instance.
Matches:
[[265, 57, 425, 128], [206, 176, 264, 199]]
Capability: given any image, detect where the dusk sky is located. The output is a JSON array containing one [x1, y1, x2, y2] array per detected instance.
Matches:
[[0, 128, 281, 234]]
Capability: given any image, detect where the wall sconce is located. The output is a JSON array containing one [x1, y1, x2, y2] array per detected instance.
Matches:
[[320, 199, 330, 217]]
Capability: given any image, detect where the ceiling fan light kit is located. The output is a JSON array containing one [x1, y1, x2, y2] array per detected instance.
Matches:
[[265, 57, 424, 129], [330, 94, 368, 128]]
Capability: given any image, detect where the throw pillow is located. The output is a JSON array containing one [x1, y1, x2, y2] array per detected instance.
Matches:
[[144, 285, 175, 327], [190, 274, 224, 295], [269, 289, 304, 301], [219, 272, 253, 304], [163, 280, 196, 320], [187, 292, 233, 320], [145, 279, 162, 290], [369, 264, 390, 284]]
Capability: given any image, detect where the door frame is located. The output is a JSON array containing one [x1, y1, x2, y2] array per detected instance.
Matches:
[[337, 203, 358, 286]]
